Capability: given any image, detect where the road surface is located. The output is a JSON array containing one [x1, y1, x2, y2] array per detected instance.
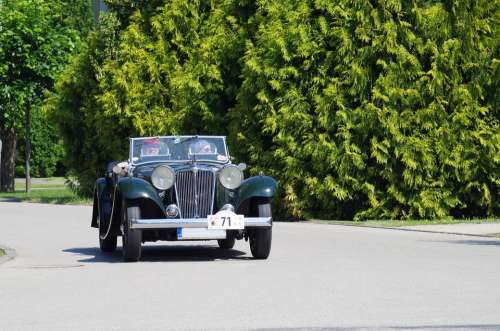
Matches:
[[1, 202, 500, 330]]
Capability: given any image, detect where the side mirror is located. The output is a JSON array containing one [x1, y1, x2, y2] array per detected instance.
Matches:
[[237, 163, 247, 171]]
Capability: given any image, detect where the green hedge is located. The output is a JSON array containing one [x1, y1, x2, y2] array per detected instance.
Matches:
[[47, 0, 499, 220]]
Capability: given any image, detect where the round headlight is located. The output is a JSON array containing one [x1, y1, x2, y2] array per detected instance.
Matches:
[[219, 165, 243, 190], [151, 165, 175, 190]]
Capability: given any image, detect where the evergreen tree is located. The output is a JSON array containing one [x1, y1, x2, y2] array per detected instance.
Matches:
[[233, 0, 499, 219]]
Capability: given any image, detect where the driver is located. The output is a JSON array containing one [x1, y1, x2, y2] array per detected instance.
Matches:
[[141, 138, 161, 156], [190, 140, 213, 154]]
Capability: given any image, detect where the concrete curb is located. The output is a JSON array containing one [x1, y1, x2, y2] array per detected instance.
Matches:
[[307, 221, 500, 239], [0, 244, 16, 265]]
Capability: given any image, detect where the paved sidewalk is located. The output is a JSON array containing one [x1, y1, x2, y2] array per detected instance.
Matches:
[[14, 177, 65, 185], [400, 223, 500, 236]]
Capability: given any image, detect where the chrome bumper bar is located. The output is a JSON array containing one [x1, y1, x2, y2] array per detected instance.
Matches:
[[129, 217, 272, 230]]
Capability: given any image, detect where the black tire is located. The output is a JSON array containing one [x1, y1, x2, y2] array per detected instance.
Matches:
[[99, 200, 117, 252], [122, 201, 142, 262], [218, 237, 235, 249], [249, 199, 272, 259], [99, 235, 117, 252]]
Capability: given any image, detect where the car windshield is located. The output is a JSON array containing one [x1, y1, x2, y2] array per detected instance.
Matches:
[[129, 136, 229, 164]]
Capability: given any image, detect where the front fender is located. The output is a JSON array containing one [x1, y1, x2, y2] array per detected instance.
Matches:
[[117, 177, 164, 214], [91, 178, 108, 228], [236, 176, 277, 210]]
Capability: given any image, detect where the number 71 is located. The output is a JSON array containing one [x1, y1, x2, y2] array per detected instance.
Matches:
[[221, 216, 231, 226]]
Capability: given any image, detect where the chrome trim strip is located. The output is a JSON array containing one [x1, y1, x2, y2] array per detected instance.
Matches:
[[130, 159, 230, 167], [174, 172, 181, 219], [210, 170, 216, 215], [193, 166, 199, 218], [100, 184, 119, 240], [244, 218, 273, 227], [132, 135, 228, 140], [129, 217, 272, 229]]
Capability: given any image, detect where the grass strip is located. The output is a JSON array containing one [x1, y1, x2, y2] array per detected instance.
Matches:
[[308, 218, 500, 227], [0, 187, 91, 205]]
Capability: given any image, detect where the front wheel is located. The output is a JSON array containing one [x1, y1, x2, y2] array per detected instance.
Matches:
[[122, 201, 142, 262], [249, 199, 272, 259], [99, 235, 117, 253], [99, 200, 117, 252]]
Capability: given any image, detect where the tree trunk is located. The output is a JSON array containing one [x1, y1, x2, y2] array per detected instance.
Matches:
[[25, 108, 31, 193], [0, 128, 17, 192]]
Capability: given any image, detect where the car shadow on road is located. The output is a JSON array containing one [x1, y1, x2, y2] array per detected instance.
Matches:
[[63, 245, 251, 263]]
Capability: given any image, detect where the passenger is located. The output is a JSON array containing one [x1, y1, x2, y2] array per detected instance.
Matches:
[[141, 138, 161, 156]]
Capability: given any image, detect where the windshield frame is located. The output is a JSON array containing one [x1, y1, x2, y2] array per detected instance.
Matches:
[[128, 135, 231, 166]]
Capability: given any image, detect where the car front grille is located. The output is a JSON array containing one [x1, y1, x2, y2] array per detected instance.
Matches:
[[175, 169, 215, 218]]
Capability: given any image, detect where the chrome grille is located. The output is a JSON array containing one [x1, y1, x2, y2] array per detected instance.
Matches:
[[175, 169, 215, 218]]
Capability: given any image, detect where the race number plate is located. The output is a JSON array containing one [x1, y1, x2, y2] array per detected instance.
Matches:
[[208, 210, 244, 230]]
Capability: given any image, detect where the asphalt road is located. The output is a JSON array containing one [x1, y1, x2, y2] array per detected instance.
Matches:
[[1, 202, 500, 331]]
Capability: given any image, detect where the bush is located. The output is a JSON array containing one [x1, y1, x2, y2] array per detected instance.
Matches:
[[231, 0, 499, 220], [15, 166, 25, 178]]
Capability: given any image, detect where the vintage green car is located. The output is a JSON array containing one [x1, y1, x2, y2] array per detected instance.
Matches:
[[91, 135, 277, 262]]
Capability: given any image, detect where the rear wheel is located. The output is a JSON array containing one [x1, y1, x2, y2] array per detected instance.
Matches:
[[122, 201, 142, 262], [249, 199, 272, 259]]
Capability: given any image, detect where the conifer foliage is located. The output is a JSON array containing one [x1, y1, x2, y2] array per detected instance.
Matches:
[[233, 0, 499, 220], [47, 0, 499, 219]]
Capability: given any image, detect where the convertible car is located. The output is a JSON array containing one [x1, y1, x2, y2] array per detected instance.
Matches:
[[91, 135, 277, 261]]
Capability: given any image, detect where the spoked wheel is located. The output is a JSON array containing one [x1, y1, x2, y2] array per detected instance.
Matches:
[[249, 198, 272, 259], [122, 200, 142, 262], [218, 236, 235, 249], [99, 200, 117, 252]]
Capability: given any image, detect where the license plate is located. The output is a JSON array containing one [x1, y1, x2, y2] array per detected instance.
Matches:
[[177, 228, 226, 240], [207, 210, 244, 230]]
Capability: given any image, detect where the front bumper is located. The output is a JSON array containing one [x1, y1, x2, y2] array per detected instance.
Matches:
[[129, 217, 272, 230]]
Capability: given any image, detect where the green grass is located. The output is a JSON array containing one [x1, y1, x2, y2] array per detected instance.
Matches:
[[0, 187, 91, 205], [308, 218, 500, 227], [15, 183, 67, 189], [0, 177, 91, 205], [0, 249, 4, 257]]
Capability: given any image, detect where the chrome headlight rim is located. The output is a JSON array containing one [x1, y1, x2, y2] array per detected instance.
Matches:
[[218, 164, 243, 190], [151, 165, 175, 190]]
